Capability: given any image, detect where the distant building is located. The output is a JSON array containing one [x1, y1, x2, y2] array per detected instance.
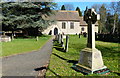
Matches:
[[42, 10, 98, 35]]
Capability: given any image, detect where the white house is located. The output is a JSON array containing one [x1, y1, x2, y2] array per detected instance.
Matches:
[[42, 10, 98, 35]]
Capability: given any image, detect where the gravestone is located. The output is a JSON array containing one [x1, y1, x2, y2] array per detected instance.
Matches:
[[61, 34, 63, 43], [54, 34, 58, 41], [79, 33, 80, 38], [0, 35, 11, 42], [36, 36, 38, 41], [63, 35, 66, 39], [61, 34, 65, 50], [83, 32, 87, 37], [72, 8, 109, 74], [61, 34, 64, 46], [65, 35, 69, 52], [58, 33, 61, 44]]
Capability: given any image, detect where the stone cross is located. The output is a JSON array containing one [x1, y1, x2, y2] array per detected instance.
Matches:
[[73, 8, 108, 75], [84, 8, 100, 49]]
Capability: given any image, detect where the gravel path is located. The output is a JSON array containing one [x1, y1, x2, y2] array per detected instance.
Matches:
[[1, 37, 53, 76]]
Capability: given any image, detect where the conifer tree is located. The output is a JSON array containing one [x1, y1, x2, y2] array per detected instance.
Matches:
[[61, 5, 65, 10], [76, 7, 82, 16], [1, 2, 56, 38]]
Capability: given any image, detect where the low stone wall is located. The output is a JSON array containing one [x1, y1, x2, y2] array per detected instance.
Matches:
[[0, 35, 11, 42]]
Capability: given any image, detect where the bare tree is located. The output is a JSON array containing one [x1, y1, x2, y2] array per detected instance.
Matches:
[[91, 4, 101, 13], [110, 1, 119, 34], [99, 4, 107, 33], [118, 2, 120, 15]]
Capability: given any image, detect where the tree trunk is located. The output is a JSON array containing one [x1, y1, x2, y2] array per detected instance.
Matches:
[[112, 19, 116, 34]]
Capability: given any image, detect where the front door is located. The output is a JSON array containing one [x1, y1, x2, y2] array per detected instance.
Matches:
[[54, 28, 58, 35]]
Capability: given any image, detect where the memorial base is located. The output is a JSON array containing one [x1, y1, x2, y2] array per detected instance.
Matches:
[[72, 64, 109, 75], [72, 48, 109, 75]]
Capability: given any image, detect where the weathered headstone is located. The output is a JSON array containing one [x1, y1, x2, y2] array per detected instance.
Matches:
[[58, 33, 61, 44], [54, 34, 58, 41], [65, 35, 69, 52], [0, 35, 11, 42], [36, 36, 39, 41], [61, 34, 64, 46], [61, 34, 65, 50], [61, 34, 63, 43], [83, 32, 87, 37], [79, 33, 80, 38], [72, 8, 109, 74], [63, 35, 66, 39]]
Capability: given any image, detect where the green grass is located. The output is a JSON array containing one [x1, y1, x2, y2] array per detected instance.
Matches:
[[1, 35, 51, 57], [46, 35, 119, 76]]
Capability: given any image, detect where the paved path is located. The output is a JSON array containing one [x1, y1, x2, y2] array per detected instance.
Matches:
[[1, 37, 53, 76]]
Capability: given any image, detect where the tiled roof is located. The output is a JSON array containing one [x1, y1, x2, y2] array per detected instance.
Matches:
[[44, 10, 98, 25], [45, 10, 80, 21], [55, 10, 80, 21]]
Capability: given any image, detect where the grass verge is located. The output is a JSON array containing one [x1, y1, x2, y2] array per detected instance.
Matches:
[[1, 35, 51, 57], [46, 35, 119, 76]]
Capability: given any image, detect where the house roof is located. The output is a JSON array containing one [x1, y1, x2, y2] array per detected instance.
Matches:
[[56, 10, 81, 21], [45, 10, 80, 21], [44, 10, 98, 25]]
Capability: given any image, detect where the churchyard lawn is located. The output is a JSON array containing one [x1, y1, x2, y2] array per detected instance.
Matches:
[[46, 35, 119, 76], [1, 35, 51, 57]]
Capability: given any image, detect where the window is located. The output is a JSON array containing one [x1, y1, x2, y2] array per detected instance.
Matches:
[[62, 22, 66, 29], [70, 22, 74, 29], [81, 27, 84, 31]]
